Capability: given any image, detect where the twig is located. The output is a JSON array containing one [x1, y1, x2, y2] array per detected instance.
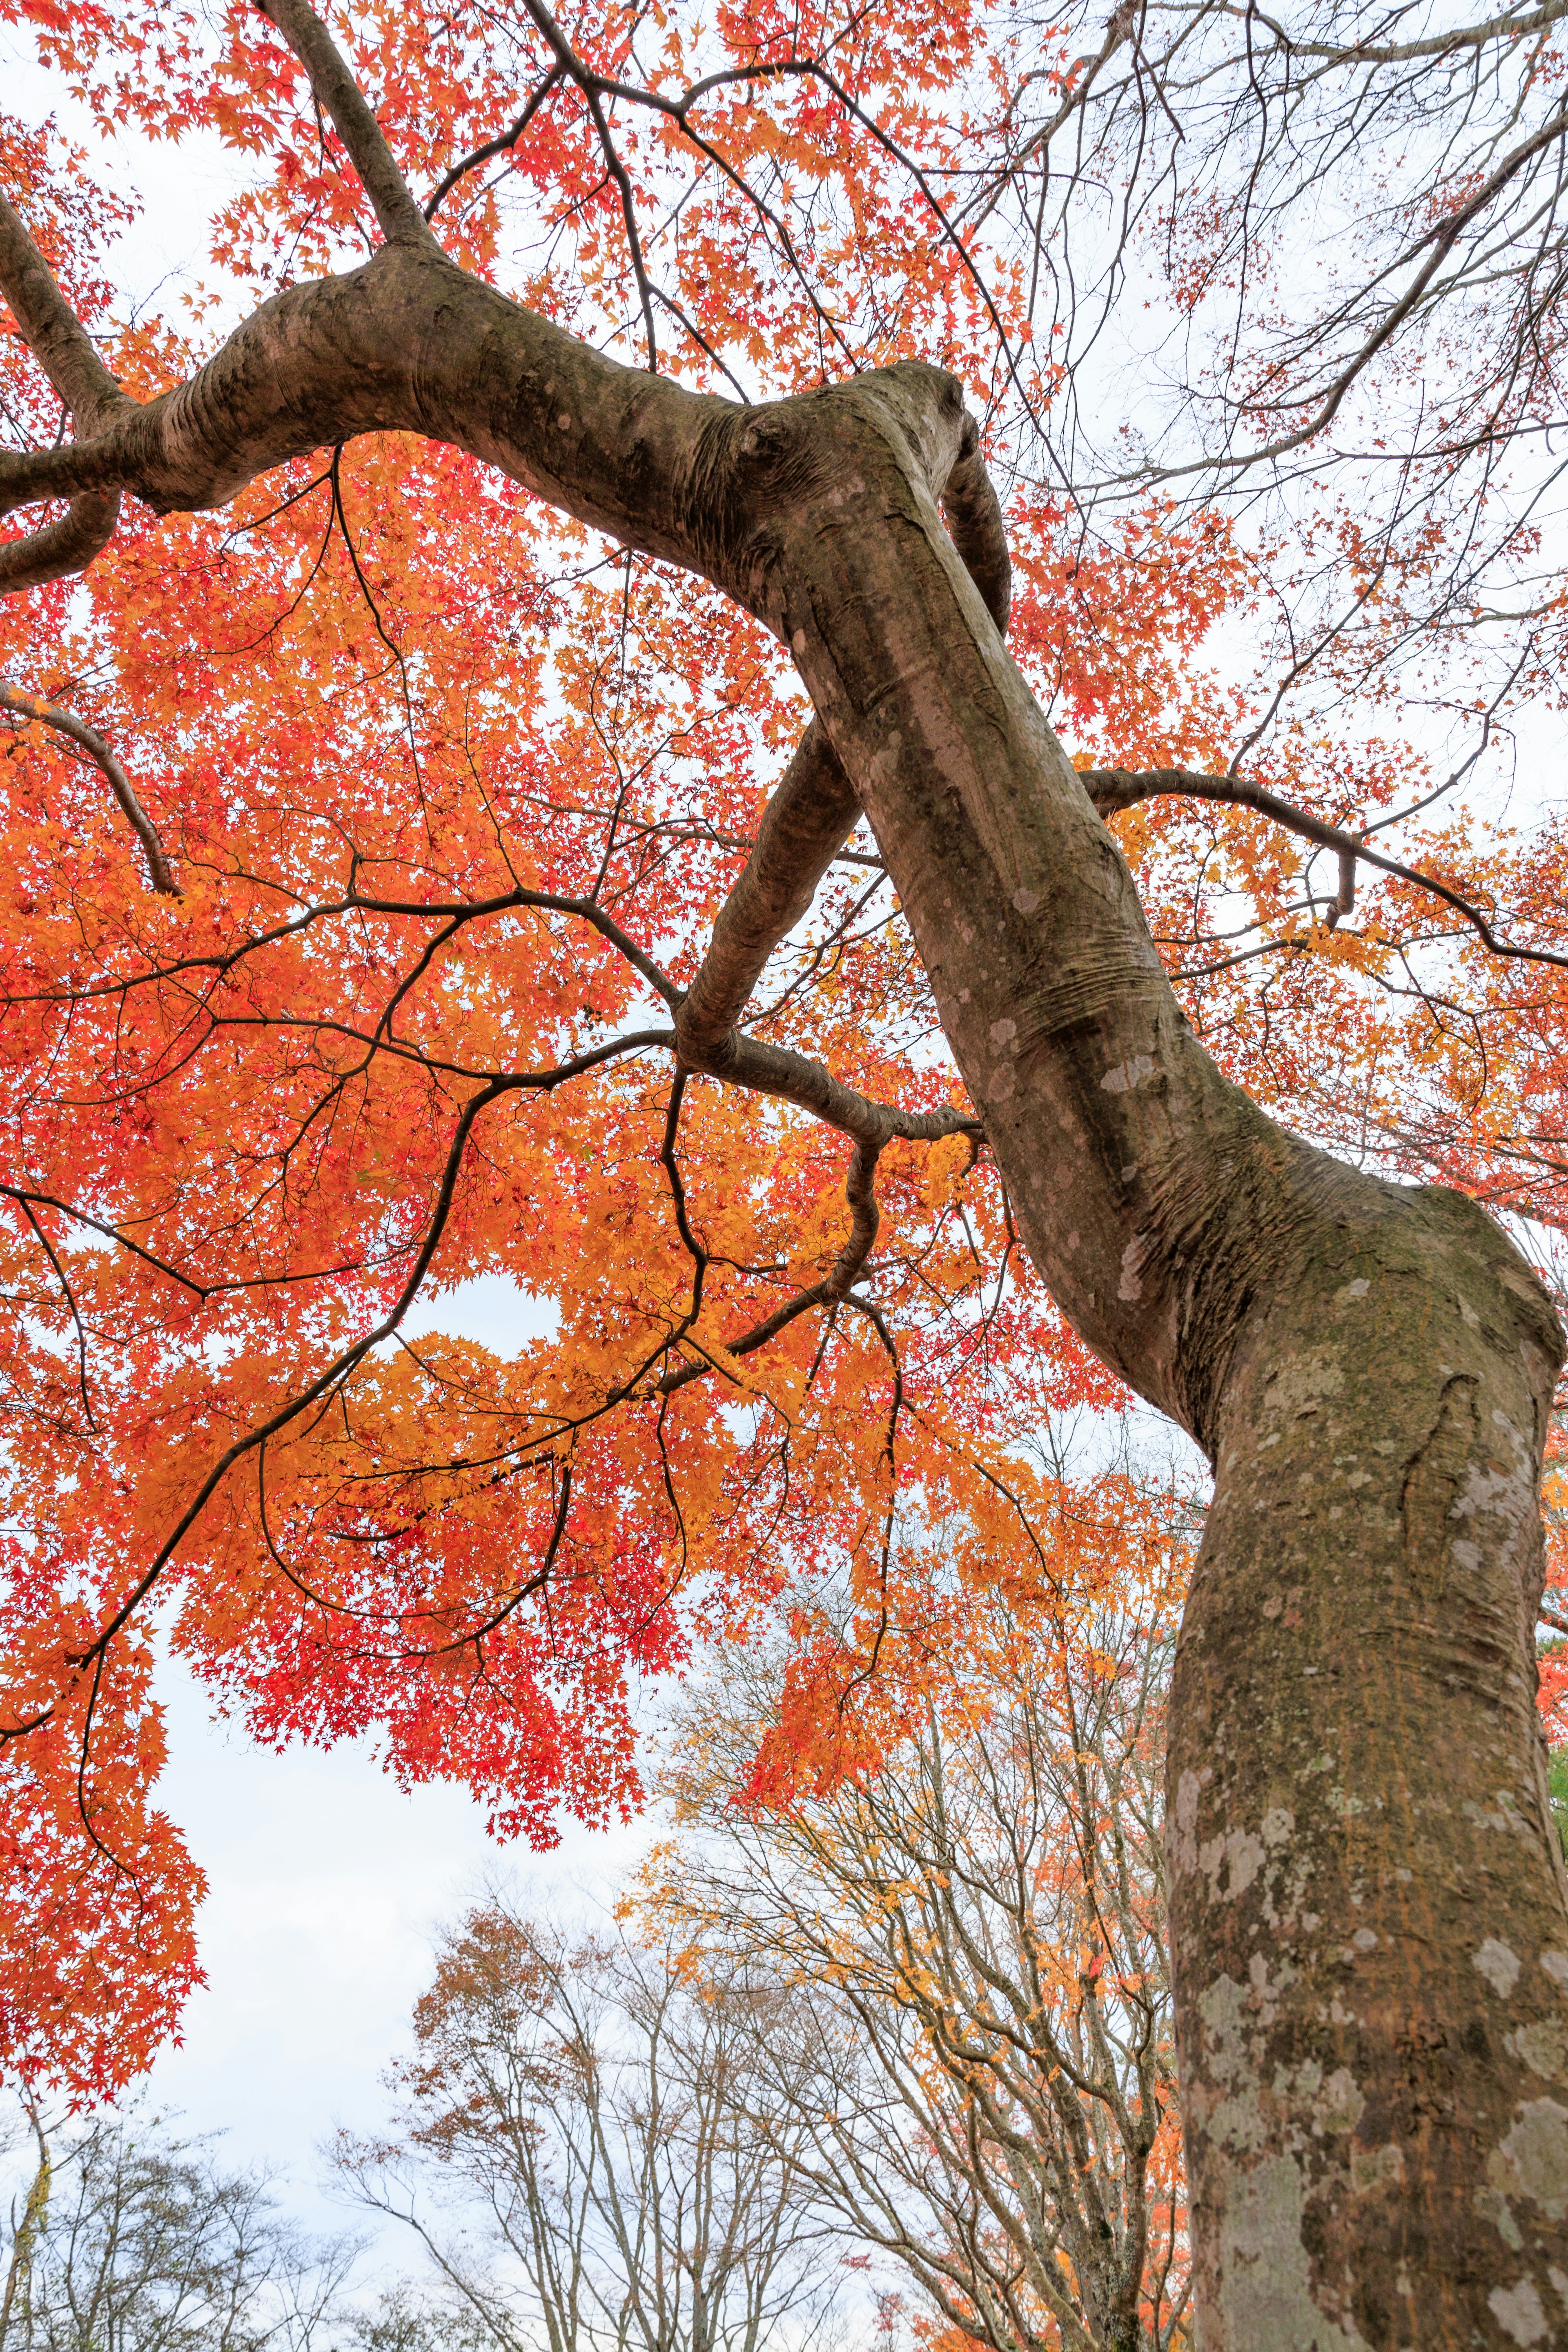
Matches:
[[423, 70, 564, 221]]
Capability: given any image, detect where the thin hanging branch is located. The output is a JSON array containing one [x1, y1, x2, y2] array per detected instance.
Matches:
[[657, 1138, 885, 1396]]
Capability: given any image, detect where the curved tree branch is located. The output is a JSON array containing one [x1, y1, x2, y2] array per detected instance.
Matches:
[[0, 489, 123, 596], [0, 191, 132, 433], [656, 1138, 883, 1396], [0, 682, 178, 895], [1083, 763, 1568, 972], [0, 184, 135, 592], [1236, 0, 1568, 70]]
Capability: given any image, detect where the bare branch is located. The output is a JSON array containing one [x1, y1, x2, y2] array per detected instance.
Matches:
[[1084, 764, 1568, 972], [1241, 0, 1568, 70]]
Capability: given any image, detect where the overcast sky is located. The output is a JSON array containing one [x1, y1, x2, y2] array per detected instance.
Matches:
[[144, 1619, 653, 2255]]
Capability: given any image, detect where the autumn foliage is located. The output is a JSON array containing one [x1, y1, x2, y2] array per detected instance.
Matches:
[[648, 1480, 1196, 2350], [1, 0, 1566, 2106]]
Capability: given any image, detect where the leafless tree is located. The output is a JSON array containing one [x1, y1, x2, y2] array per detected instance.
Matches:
[[335, 2285, 491, 2352], [337, 1906, 848, 2352], [0, 2105, 354, 2352]]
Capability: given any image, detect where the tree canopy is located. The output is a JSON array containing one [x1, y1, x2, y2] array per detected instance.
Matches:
[[2, 2, 1568, 2336]]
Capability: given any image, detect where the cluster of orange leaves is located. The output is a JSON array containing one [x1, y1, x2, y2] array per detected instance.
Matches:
[[0, 0, 1565, 2103]]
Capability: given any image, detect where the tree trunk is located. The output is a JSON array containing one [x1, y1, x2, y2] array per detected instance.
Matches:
[[736, 370, 1568, 2344], [4, 107, 1566, 2334], [1168, 1198, 1568, 2347]]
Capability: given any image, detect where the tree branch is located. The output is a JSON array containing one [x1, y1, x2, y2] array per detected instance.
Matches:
[[0, 240, 728, 584], [0, 682, 178, 895], [423, 71, 564, 222], [656, 1139, 882, 1396], [0, 190, 132, 433], [0, 187, 134, 592], [0, 490, 122, 596], [675, 724, 862, 1058], [940, 416, 1012, 637], [1083, 764, 1568, 972], [257, 0, 441, 252], [1236, 0, 1568, 70], [1132, 91, 1568, 483]]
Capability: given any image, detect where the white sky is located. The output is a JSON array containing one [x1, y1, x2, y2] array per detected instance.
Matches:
[[144, 1635, 653, 2256], [145, 1672, 624, 2213]]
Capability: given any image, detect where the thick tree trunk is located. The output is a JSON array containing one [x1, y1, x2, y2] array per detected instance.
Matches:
[[4, 95, 1566, 2332], [736, 372, 1568, 2343], [1172, 1194, 1568, 2346]]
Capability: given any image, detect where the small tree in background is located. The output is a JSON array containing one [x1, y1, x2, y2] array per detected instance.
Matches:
[[0, 2105, 353, 2352], [336, 2287, 490, 2352], [647, 1471, 1195, 2352], [338, 1907, 848, 2352]]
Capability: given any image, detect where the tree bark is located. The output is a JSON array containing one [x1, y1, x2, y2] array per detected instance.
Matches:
[[736, 373, 1568, 2345], [2, 34, 1566, 2333], [1169, 1191, 1568, 2348]]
